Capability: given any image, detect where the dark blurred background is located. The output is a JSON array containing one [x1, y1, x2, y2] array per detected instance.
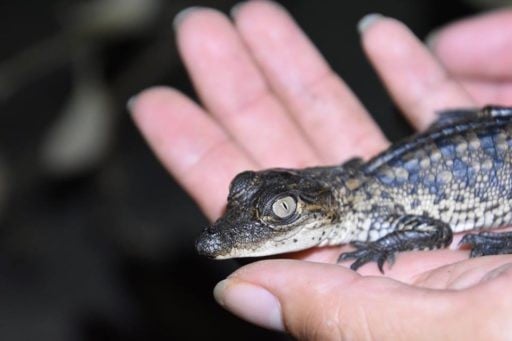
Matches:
[[0, 0, 504, 340]]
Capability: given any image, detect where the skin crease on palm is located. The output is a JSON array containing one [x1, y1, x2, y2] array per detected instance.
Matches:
[[131, 1, 512, 340]]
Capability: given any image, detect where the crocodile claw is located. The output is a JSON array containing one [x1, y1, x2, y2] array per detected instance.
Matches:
[[337, 241, 396, 273]]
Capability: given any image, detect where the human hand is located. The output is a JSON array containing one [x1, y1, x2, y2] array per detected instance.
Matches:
[[428, 9, 512, 107], [130, 2, 512, 339]]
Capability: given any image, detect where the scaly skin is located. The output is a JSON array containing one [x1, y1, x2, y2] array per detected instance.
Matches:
[[196, 106, 512, 272]]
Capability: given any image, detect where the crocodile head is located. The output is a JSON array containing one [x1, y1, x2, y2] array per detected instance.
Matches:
[[195, 167, 341, 259]]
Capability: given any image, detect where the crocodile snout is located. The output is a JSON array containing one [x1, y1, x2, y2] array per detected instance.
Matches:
[[195, 227, 228, 258]]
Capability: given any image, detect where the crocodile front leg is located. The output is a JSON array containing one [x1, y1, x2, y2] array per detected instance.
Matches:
[[459, 231, 512, 257], [338, 215, 453, 273]]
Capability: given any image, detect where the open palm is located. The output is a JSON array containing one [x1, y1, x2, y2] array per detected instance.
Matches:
[[132, 2, 512, 339]]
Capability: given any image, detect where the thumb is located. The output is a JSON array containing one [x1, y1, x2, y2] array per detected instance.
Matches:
[[214, 259, 456, 340]]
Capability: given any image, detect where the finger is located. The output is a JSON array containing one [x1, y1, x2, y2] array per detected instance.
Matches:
[[414, 255, 512, 290], [458, 78, 512, 106], [130, 87, 256, 219], [214, 259, 462, 339], [232, 1, 387, 162], [429, 9, 512, 80], [175, 8, 318, 168], [361, 15, 475, 130], [293, 244, 470, 283]]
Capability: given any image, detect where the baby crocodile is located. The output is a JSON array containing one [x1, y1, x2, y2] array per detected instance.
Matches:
[[196, 106, 512, 272]]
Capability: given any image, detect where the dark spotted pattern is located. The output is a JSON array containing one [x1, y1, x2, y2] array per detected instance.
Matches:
[[361, 110, 512, 237]]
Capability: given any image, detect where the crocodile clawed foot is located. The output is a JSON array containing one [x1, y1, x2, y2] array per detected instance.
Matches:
[[459, 234, 487, 257], [459, 232, 512, 258], [337, 241, 396, 273]]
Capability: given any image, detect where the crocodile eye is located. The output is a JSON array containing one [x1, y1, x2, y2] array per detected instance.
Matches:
[[271, 196, 297, 219]]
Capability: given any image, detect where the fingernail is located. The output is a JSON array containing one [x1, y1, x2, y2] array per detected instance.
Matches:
[[231, 0, 285, 18], [126, 94, 138, 113], [357, 13, 384, 34], [230, 1, 246, 18], [214, 279, 284, 332], [424, 29, 439, 50], [173, 6, 201, 30]]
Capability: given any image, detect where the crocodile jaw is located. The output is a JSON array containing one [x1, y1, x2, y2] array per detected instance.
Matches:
[[196, 223, 329, 259]]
